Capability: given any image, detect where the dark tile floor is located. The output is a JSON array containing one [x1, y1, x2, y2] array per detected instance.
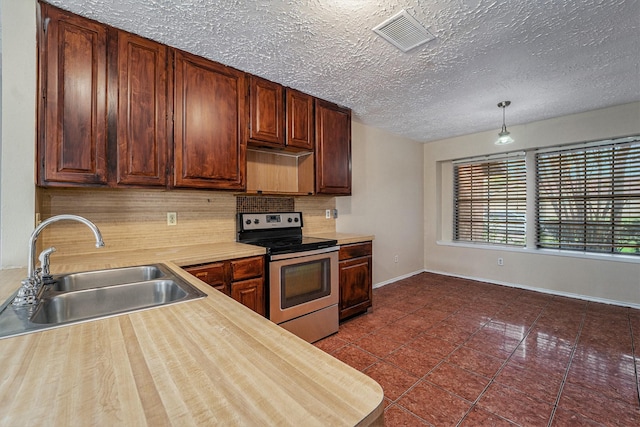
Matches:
[[314, 272, 640, 426]]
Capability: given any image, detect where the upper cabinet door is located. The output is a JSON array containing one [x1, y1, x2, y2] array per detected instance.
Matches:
[[173, 50, 246, 190], [116, 31, 168, 186], [40, 5, 108, 186], [286, 89, 314, 151], [315, 99, 352, 195], [248, 76, 285, 147]]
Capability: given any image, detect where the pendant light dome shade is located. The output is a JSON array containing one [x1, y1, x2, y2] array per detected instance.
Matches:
[[495, 101, 514, 145]]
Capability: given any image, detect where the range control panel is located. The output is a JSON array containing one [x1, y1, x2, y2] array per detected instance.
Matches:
[[239, 212, 303, 231]]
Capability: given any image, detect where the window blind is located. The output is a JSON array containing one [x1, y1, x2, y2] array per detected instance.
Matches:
[[454, 156, 526, 246], [536, 138, 640, 255]]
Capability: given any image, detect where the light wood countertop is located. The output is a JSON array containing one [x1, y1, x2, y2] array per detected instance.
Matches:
[[0, 242, 383, 426]]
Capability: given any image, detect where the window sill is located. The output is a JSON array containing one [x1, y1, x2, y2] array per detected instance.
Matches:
[[436, 240, 640, 264]]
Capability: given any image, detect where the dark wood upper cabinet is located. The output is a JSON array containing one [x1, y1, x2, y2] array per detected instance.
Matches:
[[247, 75, 285, 147], [247, 78, 314, 152], [173, 50, 246, 190], [286, 89, 314, 151], [315, 99, 352, 195], [37, 4, 352, 196], [39, 4, 108, 186], [115, 30, 169, 186]]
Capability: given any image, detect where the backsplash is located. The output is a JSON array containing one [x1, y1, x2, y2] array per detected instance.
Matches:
[[37, 188, 336, 257], [236, 196, 294, 213], [236, 196, 335, 232]]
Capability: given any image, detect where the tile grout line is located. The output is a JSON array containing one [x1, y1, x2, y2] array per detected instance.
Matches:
[[366, 280, 640, 425], [378, 299, 497, 424], [366, 309, 465, 407], [339, 287, 593, 425], [545, 306, 587, 427], [339, 303, 459, 425], [456, 298, 554, 426], [627, 310, 640, 407], [330, 276, 640, 426], [378, 294, 550, 425], [351, 297, 499, 423]]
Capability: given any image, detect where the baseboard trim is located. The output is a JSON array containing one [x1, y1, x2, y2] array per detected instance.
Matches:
[[375, 268, 640, 310], [373, 270, 423, 289]]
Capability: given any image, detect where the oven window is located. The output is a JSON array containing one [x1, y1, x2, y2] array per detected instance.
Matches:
[[281, 258, 331, 309]]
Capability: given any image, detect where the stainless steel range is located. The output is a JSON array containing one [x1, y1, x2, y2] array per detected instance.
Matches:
[[237, 212, 339, 343]]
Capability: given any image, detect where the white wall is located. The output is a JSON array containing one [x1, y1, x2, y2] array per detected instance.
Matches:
[[0, 0, 37, 268], [424, 102, 640, 307], [337, 121, 424, 287], [0, 1, 3, 264]]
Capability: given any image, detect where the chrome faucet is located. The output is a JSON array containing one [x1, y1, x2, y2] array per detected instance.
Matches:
[[12, 214, 105, 306]]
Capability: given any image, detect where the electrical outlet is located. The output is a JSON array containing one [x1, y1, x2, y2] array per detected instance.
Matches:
[[325, 209, 331, 219], [497, 257, 504, 266], [394, 255, 399, 263], [167, 212, 177, 226], [332, 209, 338, 219]]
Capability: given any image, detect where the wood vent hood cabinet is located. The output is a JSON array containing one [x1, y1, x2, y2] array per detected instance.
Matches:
[[37, 2, 352, 196]]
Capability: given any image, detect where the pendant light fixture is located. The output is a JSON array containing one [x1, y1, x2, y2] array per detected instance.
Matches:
[[495, 101, 514, 145]]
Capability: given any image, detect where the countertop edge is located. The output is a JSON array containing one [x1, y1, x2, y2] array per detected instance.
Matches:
[[0, 239, 384, 427]]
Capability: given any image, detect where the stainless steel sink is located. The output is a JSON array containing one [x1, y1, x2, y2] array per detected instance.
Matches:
[[0, 264, 206, 339], [52, 265, 166, 291], [31, 279, 190, 324]]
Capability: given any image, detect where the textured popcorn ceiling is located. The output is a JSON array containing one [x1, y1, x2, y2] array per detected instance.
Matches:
[[47, 0, 640, 142]]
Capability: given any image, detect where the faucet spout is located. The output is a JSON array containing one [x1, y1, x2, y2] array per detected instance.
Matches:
[[25, 215, 104, 288], [14, 214, 105, 306]]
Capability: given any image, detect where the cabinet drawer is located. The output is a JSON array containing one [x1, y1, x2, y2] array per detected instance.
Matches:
[[185, 263, 227, 293], [339, 242, 372, 261], [230, 256, 264, 281]]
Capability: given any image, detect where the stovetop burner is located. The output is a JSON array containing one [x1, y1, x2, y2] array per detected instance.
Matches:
[[237, 212, 337, 256]]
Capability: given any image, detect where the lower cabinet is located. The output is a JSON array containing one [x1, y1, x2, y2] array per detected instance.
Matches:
[[229, 256, 265, 316], [231, 278, 265, 317], [338, 242, 373, 321], [184, 255, 265, 316], [184, 262, 227, 294]]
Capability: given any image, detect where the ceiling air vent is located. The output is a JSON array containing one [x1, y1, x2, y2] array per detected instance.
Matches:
[[372, 9, 436, 52]]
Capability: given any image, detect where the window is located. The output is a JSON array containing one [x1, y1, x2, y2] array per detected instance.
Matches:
[[536, 137, 640, 255], [454, 154, 526, 246]]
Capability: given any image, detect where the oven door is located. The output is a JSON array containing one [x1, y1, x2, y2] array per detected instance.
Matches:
[[268, 247, 339, 324]]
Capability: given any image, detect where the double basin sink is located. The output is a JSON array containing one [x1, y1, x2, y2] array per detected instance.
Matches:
[[0, 264, 207, 339]]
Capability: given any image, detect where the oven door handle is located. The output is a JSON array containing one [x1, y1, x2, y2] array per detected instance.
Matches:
[[270, 246, 339, 261]]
